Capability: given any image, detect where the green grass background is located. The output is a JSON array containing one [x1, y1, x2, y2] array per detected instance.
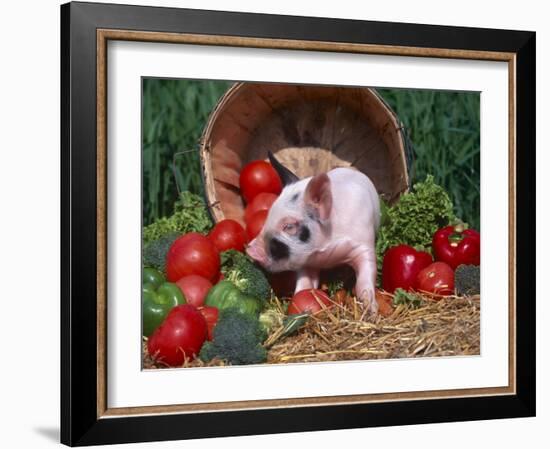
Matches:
[[142, 79, 480, 230]]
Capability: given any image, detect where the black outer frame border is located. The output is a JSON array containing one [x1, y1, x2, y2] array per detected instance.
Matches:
[[60, 2, 536, 446]]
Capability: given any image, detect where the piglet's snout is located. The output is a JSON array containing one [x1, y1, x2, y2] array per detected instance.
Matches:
[[246, 238, 268, 266]]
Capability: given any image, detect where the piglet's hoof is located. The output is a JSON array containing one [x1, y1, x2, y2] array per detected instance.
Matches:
[[358, 288, 379, 316]]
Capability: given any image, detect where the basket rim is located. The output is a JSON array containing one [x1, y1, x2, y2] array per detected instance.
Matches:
[[199, 82, 410, 223]]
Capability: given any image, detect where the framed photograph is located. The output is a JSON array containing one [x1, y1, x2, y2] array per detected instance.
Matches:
[[60, 1, 536, 446]]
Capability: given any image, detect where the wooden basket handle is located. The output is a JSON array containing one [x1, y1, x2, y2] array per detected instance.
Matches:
[[397, 123, 416, 188]]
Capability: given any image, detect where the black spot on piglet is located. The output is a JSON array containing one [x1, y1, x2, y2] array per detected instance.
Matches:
[[269, 238, 290, 261], [299, 226, 310, 243]]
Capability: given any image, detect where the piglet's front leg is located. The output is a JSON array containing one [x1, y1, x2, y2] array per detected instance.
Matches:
[[352, 251, 379, 315], [294, 267, 320, 293]]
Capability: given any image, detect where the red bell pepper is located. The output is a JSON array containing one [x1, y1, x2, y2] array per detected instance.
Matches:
[[432, 224, 480, 270], [382, 244, 433, 293]]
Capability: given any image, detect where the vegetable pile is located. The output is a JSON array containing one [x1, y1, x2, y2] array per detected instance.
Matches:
[[377, 175, 480, 303], [376, 175, 456, 270], [142, 161, 481, 369], [142, 159, 285, 367]]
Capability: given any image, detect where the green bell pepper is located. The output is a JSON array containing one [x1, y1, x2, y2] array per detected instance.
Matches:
[[142, 280, 186, 337], [143, 267, 166, 289], [204, 280, 261, 317]]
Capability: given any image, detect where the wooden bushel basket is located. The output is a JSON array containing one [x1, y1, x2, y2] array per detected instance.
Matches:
[[199, 82, 410, 226]]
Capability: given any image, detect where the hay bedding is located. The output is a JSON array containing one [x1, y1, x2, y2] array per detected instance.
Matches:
[[267, 295, 480, 363], [143, 293, 480, 369]]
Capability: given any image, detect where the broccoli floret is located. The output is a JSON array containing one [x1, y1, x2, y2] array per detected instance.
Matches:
[[258, 308, 284, 334], [143, 191, 213, 244], [142, 232, 179, 274], [455, 264, 480, 296], [199, 308, 267, 365], [220, 250, 271, 301]]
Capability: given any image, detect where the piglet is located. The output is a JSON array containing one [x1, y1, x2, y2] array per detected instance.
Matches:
[[246, 151, 381, 314]]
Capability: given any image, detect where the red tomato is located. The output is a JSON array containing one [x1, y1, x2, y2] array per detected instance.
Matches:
[[382, 245, 433, 293], [175, 275, 213, 308], [166, 233, 220, 283], [246, 209, 269, 240], [147, 304, 207, 366], [287, 289, 332, 314], [208, 219, 247, 252], [198, 306, 219, 341], [416, 262, 455, 296], [244, 192, 278, 225], [239, 160, 282, 203]]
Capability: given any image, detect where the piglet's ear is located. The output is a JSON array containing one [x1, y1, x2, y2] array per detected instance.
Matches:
[[304, 173, 332, 223]]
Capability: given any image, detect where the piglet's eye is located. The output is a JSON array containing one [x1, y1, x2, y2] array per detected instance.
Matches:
[[283, 223, 297, 234]]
